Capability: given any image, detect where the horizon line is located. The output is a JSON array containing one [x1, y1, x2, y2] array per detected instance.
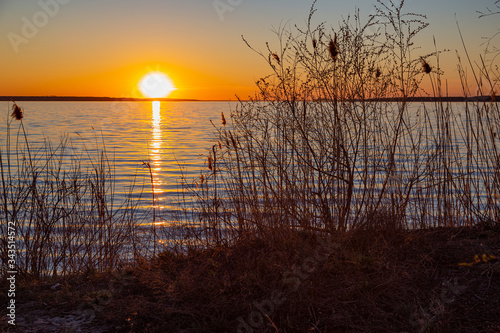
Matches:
[[0, 96, 240, 102], [1, 95, 496, 103]]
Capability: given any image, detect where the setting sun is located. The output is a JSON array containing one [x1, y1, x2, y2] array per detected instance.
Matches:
[[138, 71, 176, 98]]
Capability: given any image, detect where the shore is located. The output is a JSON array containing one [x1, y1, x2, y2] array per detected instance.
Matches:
[[2, 224, 499, 332], [1, 95, 496, 102], [0, 96, 200, 102]]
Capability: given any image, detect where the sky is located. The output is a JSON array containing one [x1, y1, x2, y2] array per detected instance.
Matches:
[[0, 0, 498, 100]]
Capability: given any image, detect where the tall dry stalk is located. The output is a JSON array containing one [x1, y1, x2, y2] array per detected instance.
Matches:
[[0, 103, 152, 278], [183, 0, 499, 247]]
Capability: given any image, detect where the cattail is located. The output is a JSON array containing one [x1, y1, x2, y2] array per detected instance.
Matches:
[[491, 90, 496, 102], [200, 174, 205, 184], [229, 131, 237, 149], [221, 112, 227, 126], [208, 153, 213, 171], [11, 102, 23, 120], [421, 58, 431, 74], [218, 140, 222, 150], [272, 53, 280, 65], [329, 34, 338, 62], [312, 38, 317, 49]]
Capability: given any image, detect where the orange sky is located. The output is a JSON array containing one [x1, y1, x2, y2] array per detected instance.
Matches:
[[0, 1, 497, 100]]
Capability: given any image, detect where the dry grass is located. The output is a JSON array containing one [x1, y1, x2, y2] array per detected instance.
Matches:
[[3, 225, 499, 332], [177, 0, 500, 250], [0, 103, 153, 279]]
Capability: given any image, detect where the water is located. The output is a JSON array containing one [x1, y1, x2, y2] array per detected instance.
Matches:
[[0, 101, 234, 219], [1, 100, 498, 226], [2, 100, 499, 275]]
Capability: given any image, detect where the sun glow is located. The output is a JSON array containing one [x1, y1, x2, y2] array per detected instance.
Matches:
[[139, 72, 176, 98]]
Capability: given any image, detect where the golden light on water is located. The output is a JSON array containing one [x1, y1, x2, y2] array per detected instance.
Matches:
[[150, 101, 164, 195], [152, 101, 161, 119]]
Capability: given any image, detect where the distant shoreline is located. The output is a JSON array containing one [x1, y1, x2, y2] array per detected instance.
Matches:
[[0, 96, 495, 102], [0, 96, 201, 102]]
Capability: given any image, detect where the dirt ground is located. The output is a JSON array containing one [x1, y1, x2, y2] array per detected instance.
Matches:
[[2, 225, 500, 332]]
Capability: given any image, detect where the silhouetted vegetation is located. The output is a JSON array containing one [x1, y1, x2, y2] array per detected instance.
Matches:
[[1, 1, 500, 332], [0, 102, 158, 279], [182, 0, 500, 248]]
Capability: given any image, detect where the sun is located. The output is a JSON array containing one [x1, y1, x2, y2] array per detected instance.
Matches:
[[138, 71, 176, 98]]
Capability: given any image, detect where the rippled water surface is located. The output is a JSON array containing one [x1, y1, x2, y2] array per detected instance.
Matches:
[[1, 101, 234, 218], [2, 101, 498, 227]]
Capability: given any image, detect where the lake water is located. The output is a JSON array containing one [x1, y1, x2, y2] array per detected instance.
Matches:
[[2, 100, 499, 275], [1, 100, 498, 228], [0, 101, 233, 221]]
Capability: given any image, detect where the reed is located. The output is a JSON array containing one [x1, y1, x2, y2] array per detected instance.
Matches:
[[2, 0, 499, 279], [0, 105, 152, 279], [180, 0, 500, 248]]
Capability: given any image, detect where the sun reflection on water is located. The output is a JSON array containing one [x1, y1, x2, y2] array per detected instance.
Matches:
[[152, 101, 161, 120], [150, 101, 164, 195]]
